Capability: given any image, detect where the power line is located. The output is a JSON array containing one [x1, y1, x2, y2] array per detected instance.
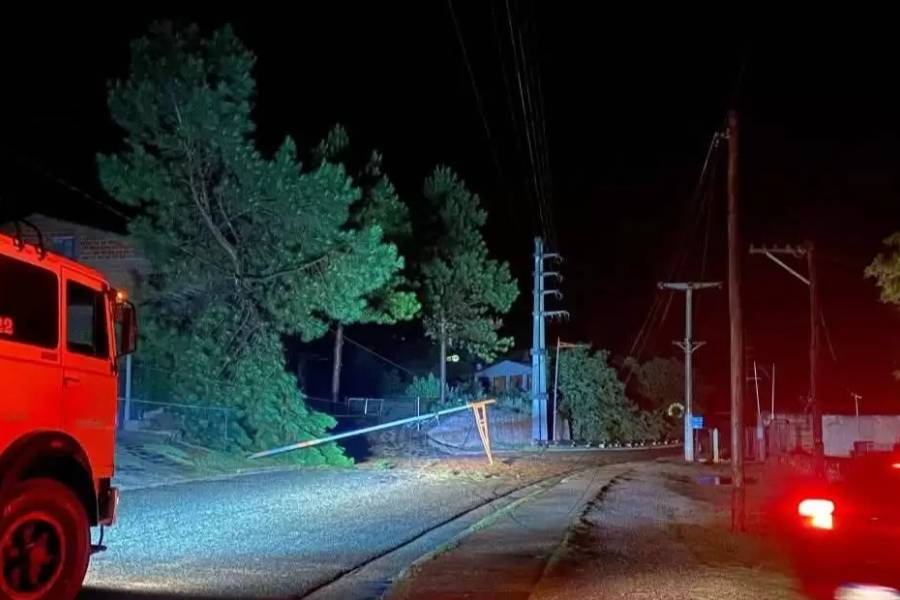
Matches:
[[519, 4, 555, 248], [491, 2, 542, 238], [514, 10, 553, 242], [446, 0, 509, 210], [624, 131, 724, 366], [504, 0, 553, 245], [342, 332, 417, 377], [2, 149, 130, 220]]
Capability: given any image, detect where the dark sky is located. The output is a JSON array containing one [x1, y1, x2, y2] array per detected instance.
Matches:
[[1, 8, 899, 413]]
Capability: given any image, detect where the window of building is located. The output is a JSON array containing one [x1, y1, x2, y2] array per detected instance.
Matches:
[[510, 375, 524, 390], [50, 235, 78, 259], [66, 281, 108, 359], [0, 255, 59, 349], [492, 376, 507, 392]]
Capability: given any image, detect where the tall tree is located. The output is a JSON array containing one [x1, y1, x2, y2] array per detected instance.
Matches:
[[624, 356, 697, 411], [867, 233, 900, 380], [418, 167, 518, 402], [314, 126, 420, 402], [559, 347, 649, 442], [98, 23, 403, 459], [867, 233, 900, 305]]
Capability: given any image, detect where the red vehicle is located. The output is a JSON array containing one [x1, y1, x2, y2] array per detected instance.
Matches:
[[0, 228, 136, 599], [782, 452, 900, 600]]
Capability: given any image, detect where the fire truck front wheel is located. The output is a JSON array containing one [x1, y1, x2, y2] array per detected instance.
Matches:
[[0, 478, 90, 600]]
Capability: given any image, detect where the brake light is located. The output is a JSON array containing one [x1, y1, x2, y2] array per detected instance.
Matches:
[[892, 463, 900, 470], [798, 498, 835, 530]]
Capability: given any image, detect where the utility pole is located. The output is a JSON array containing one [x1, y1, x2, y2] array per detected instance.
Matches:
[[658, 281, 721, 462], [850, 391, 862, 440], [552, 339, 588, 441], [752, 361, 765, 461], [726, 110, 746, 531], [771, 363, 776, 423], [748, 242, 823, 465], [807, 242, 823, 462], [532, 237, 566, 444]]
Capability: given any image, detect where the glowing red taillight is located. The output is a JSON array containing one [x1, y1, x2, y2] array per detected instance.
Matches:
[[798, 498, 835, 530], [892, 463, 900, 470]]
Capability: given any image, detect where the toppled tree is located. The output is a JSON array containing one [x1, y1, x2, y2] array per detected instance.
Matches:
[[418, 167, 518, 403], [99, 24, 402, 461], [558, 347, 662, 442]]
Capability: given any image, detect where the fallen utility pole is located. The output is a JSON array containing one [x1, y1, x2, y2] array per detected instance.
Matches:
[[248, 400, 497, 462], [749, 242, 824, 466], [657, 281, 721, 462], [726, 110, 746, 532]]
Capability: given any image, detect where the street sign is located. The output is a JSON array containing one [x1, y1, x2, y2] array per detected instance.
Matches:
[[691, 416, 704, 429]]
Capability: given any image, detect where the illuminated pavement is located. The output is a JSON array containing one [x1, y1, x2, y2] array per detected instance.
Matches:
[[80, 466, 528, 599], [79, 451, 674, 599]]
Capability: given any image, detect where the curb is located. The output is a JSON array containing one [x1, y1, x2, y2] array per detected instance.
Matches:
[[426, 438, 682, 456]]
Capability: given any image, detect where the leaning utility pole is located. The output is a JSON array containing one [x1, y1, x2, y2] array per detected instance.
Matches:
[[726, 110, 746, 531], [658, 281, 721, 462], [532, 237, 566, 443]]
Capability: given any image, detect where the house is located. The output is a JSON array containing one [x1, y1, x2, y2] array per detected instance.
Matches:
[[474, 359, 532, 393], [1, 214, 150, 299]]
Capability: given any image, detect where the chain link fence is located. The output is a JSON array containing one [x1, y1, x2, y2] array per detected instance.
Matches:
[[118, 360, 236, 450]]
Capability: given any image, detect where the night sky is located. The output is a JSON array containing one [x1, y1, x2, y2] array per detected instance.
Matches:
[[2, 9, 899, 413]]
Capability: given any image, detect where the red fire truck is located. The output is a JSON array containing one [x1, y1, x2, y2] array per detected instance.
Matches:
[[0, 227, 136, 599]]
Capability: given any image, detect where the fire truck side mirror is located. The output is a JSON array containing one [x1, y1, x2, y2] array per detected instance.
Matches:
[[116, 301, 138, 357]]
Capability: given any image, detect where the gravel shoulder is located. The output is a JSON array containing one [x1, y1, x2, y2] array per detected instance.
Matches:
[[531, 460, 805, 600], [390, 459, 805, 600]]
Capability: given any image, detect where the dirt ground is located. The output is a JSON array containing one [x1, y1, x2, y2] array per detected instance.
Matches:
[[390, 457, 809, 600], [531, 460, 806, 600]]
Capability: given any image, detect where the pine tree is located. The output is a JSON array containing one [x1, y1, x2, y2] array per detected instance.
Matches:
[[98, 23, 403, 460], [418, 167, 518, 402], [314, 126, 420, 402]]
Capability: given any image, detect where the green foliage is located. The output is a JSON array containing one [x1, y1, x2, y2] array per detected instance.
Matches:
[[404, 373, 442, 402], [558, 347, 661, 442], [377, 368, 407, 398], [99, 23, 401, 461], [867, 232, 900, 305], [866, 234, 900, 380], [624, 356, 686, 411], [314, 129, 420, 328], [494, 389, 531, 414], [353, 153, 420, 326], [419, 167, 519, 361]]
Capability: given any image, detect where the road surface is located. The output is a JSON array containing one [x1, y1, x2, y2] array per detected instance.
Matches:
[[81, 451, 667, 599]]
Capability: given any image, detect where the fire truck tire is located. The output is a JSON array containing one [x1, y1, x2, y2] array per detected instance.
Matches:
[[0, 478, 90, 600]]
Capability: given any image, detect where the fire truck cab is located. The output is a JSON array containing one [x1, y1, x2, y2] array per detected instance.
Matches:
[[0, 229, 136, 599]]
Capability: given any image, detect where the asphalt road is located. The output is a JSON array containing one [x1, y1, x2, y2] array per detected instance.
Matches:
[[79, 451, 670, 599]]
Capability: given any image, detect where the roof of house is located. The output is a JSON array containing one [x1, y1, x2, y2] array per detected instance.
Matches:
[[475, 359, 531, 378]]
